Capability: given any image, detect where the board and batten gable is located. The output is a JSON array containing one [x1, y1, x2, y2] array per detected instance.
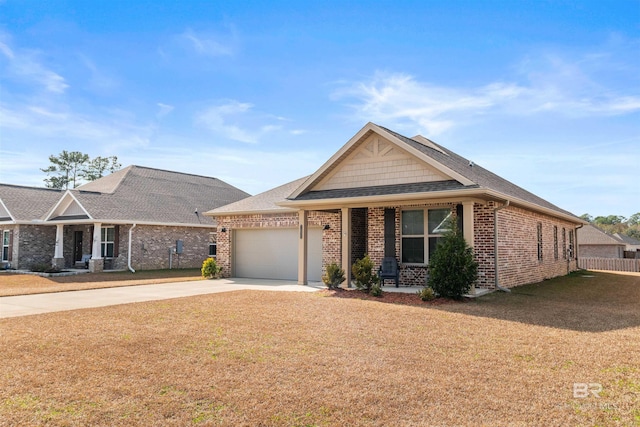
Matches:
[[312, 133, 451, 191]]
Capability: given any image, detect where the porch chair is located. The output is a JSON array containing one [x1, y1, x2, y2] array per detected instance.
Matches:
[[378, 257, 400, 287], [81, 254, 91, 269]]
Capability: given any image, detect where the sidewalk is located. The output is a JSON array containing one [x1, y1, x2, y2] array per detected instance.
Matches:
[[0, 278, 324, 319]]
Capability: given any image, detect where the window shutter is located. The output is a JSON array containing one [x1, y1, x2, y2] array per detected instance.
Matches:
[[7, 230, 13, 261], [113, 225, 120, 257], [384, 208, 396, 258]]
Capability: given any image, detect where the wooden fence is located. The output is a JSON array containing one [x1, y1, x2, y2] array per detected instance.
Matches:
[[579, 257, 640, 273]]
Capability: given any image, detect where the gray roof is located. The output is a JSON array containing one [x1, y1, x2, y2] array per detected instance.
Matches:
[[295, 180, 475, 200], [0, 184, 63, 222], [207, 176, 309, 215], [362, 126, 578, 218], [577, 224, 626, 246], [613, 233, 640, 246], [69, 166, 250, 225], [208, 123, 584, 222]]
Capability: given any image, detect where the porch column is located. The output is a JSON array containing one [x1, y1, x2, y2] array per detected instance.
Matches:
[[52, 224, 65, 269], [297, 210, 308, 285], [462, 201, 476, 294], [341, 207, 352, 288], [89, 222, 104, 273]]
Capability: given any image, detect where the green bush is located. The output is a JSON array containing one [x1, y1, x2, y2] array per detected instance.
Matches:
[[352, 255, 379, 293], [427, 220, 478, 300], [418, 286, 436, 301], [322, 262, 345, 289], [370, 283, 383, 297], [201, 258, 222, 279]]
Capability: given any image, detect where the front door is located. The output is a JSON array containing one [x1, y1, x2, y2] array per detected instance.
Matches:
[[73, 231, 83, 262]]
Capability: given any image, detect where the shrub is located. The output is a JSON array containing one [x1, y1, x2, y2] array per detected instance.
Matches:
[[418, 286, 436, 301], [370, 283, 383, 297], [352, 255, 379, 293], [201, 258, 222, 279], [322, 263, 345, 289], [428, 220, 478, 300]]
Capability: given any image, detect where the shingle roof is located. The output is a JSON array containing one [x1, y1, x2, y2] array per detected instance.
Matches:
[[71, 165, 250, 225], [207, 176, 309, 215], [0, 184, 63, 222], [294, 180, 475, 200], [613, 233, 640, 246], [577, 224, 626, 246], [371, 126, 579, 218]]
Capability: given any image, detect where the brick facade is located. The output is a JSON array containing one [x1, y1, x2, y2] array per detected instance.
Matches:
[[215, 201, 580, 289], [2, 224, 57, 269]]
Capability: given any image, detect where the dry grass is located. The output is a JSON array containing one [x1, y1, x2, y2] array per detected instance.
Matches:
[[1, 271, 638, 426], [0, 269, 203, 296]]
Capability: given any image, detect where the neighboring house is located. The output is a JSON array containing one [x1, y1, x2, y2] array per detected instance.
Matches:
[[0, 166, 249, 272], [206, 122, 586, 290], [577, 225, 626, 259], [613, 233, 640, 257]]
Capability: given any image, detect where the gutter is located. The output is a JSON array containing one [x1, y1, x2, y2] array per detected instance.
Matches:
[[493, 200, 510, 292], [128, 223, 136, 273]]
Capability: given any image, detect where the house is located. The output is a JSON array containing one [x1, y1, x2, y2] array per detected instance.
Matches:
[[577, 225, 626, 259], [0, 166, 249, 272], [613, 233, 640, 258], [206, 122, 586, 290]]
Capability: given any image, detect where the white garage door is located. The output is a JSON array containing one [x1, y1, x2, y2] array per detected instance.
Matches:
[[234, 228, 322, 281]]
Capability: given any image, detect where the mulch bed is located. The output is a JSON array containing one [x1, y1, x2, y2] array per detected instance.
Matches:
[[320, 287, 465, 306]]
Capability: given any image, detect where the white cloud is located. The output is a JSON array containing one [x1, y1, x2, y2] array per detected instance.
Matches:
[[157, 103, 174, 118], [180, 28, 235, 57], [195, 100, 282, 143], [0, 37, 68, 94], [334, 45, 640, 135]]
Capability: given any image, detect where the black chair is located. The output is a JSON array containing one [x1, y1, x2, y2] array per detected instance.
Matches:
[[378, 257, 400, 287]]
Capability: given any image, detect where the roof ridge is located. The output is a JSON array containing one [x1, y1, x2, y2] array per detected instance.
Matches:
[[0, 183, 63, 192], [127, 164, 223, 181]]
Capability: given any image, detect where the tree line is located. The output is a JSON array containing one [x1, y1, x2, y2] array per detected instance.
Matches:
[[41, 151, 121, 189], [580, 213, 640, 239]]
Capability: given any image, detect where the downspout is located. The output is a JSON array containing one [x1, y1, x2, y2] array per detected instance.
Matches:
[[574, 224, 584, 271], [493, 200, 510, 292], [128, 224, 137, 273]]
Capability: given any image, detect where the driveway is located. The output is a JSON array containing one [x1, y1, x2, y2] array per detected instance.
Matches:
[[0, 278, 324, 318]]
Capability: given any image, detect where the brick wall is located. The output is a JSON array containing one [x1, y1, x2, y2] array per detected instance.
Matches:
[[15, 224, 56, 269], [493, 205, 579, 288], [578, 245, 623, 258], [351, 208, 367, 262]]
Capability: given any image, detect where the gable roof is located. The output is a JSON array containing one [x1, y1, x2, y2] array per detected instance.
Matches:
[[577, 225, 626, 246], [207, 176, 309, 216], [613, 233, 640, 246], [0, 184, 63, 222], [279, 122, 583, 223], [45, 165, 250, 226]]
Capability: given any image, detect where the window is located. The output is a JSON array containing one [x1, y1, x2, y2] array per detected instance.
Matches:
[[537, 223, 543, 261], [562, 228, 567, 259], [101, 226, 115, 258], [208, 232, 217, 258], [569, 230, 575, 259], [401, 208, 451, 264], [553, 226, 558, 260], [2, 230, 9, 262]]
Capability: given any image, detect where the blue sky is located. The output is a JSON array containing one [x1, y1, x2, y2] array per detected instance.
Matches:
[[1, 0, 638, 218]]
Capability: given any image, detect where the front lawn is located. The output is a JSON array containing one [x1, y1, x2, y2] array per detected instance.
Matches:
[[0, 271, 638, 426], [0, 268, 203, 296]]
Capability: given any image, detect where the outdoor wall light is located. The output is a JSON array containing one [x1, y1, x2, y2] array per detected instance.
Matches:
[[220, 227, 227, 232], [323, 224, 330, 230]]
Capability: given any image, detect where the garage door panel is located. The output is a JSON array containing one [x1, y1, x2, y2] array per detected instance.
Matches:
[[234, 228, 321, 281]]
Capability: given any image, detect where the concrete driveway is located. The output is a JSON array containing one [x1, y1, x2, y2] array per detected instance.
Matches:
[[0, 278, 324, 319]]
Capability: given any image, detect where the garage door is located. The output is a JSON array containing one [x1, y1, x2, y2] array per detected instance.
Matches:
[[233, 228, 323, 281]]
